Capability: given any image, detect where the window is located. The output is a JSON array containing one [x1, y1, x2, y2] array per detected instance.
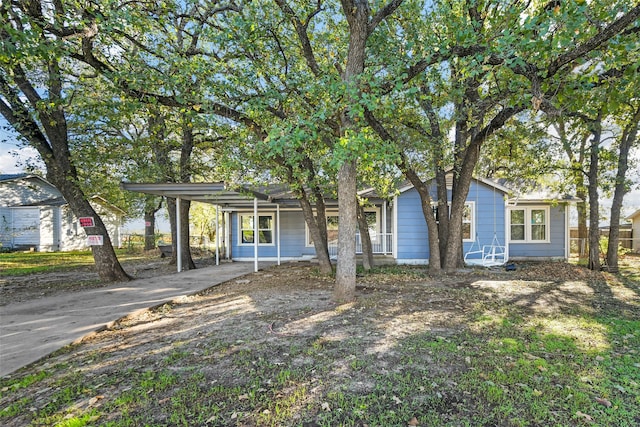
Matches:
[[432, 202, 475, 242], [508, 207, 549, 243], [239, 214, 273, 245]]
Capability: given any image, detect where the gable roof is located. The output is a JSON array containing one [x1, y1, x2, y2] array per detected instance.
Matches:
[[393, 173, 511, 196], [0, 173, 38, 183], [627, 209, 640, 221]]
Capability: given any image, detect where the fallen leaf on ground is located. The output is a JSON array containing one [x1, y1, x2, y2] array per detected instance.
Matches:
[[576, 411, 594, 422], [595, 397, 612, 407], [408, 416, 419, 426]]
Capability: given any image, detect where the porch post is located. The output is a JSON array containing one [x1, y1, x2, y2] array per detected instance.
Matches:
[[176, 197, 182, 273], [392, 195, 398, 259], [382, 201, 388, 254], [276, 204, 281, 265], [215, 205, 220, 266], [504, 201, 509, 262], [254, 197, 258, 272]]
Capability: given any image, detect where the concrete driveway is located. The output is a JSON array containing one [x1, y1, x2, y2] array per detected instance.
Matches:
[[0, 262, 262, 377]]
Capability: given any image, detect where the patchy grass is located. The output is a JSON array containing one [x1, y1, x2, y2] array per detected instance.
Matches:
[[0, 249, 149, 276], [1, 258, 639, 426]]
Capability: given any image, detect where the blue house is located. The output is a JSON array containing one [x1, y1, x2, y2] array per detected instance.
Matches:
[[123, 178, 573, 270]]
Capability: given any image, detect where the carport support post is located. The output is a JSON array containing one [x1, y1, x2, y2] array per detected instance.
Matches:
[[176, 197, 182, 273], [215, 205, 220, 266], [254, 197, 258, 272]]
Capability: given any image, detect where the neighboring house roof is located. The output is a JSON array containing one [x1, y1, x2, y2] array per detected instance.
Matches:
[[1, 174, 125, 214], [627, 209, 640, 221], [0, 173, 31, 182]]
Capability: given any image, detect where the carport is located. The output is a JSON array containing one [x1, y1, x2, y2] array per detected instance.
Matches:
[[121, 182, 289, 273]]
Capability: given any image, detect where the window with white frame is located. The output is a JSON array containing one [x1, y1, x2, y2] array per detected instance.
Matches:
[[239, 213, 274, 245], [432, 202, 475, 241], [508, 207, 549, 242]]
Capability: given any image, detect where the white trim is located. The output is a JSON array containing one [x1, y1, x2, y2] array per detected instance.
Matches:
[[396, 258, 429, 265], [393, 195, 398, 258], [176, 197, 182, 273], [238, 211, 276, 247], [565, 204, 570, 260], [254, 198, 258, 272], [276, 205, 281, 265], [382, 200, 388, 254], [507, 205, 550, 243]]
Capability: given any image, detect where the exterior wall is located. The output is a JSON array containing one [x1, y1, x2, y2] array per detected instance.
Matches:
[[507, 204, 567, 260], [0, 207, 12, 248], [231, 210, 316, 261], [632, 217, 640, 252], [395, 188, 429, 263], [0, 176, 123, 252], [39, 206, 58, 251], [394, 181, 507, 264]]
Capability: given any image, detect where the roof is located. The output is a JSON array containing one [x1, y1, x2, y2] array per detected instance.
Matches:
[[627, 209, 640, 221], [0, 173, 31, 182], [392, 173, 511, 196], [121, 182, 294, 209]]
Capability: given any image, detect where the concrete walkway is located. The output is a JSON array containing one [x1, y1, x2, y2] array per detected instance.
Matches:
[[0, 262, 262, 377]]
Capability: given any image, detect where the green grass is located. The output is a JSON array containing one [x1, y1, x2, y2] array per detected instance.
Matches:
[[0, 249, 149, 276]]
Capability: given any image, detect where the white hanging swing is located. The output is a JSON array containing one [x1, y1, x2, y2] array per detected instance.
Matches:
[[464, 179, 506, 267]]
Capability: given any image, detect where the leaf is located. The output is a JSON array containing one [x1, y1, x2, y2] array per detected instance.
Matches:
[[321, 402, 331, 411], [595, 397, 612, 407], [576, 411, 594, 423], [408, 416, 419, 426], [392, 395, 402, 404]]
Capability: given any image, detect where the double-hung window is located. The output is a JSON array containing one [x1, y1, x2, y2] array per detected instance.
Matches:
[[508, 207, 549, 243], [239, 213, 274, 245]]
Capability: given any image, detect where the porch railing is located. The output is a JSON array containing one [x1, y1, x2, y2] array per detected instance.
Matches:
[[327, 232, 393, 259]]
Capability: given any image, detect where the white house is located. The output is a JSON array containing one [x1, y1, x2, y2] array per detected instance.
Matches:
[[626, 209, 640, 253], [0, 174, 124, 251]]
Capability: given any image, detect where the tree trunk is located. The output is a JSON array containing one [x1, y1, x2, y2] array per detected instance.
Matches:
[[51, 174, 131, 281], [357, 202, 374, 271], [144, 196, 162, 251], [298, 192, 333, 274], [606, 106, 640, 270], [335, 0, 370, 302], [0, 54, 130, 282], [587, 119, 602, 271], [443, 144, 479, 271], [400, 160, 441, 273], [335, 159, 358, 302]]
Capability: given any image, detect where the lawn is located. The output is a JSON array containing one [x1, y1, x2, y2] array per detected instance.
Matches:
[[0, 257, 638, 426], [0, 249, 150, 276]]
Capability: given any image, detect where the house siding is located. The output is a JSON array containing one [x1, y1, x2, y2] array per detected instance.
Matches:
[[508, 204, 567, 259], [395, 181, 507, 263], [231, 210, 316, 260], [1, 176, 123, 252]]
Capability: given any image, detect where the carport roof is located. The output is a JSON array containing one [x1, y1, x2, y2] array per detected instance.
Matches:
[[121, 182, 301, 208]]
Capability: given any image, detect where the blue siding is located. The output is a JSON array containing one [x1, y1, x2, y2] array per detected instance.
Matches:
[[396, 181, 507, 263], [465, 182, 507, 255], [231, 210, 316, 259], [396, 188, 429, 260], [508, 205, 567, 259]]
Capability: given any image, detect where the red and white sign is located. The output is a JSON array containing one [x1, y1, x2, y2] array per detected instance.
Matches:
[[87, 235, 103, 246], [79, 217, 95, 227], [145, 221, 152, 227]]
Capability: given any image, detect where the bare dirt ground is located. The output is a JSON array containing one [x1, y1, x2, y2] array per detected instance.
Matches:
[[1, 256, 639, 426]]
